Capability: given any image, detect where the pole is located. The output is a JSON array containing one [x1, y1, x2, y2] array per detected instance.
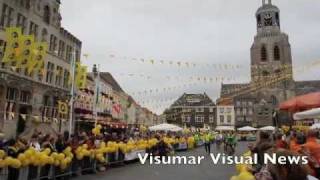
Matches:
[[93, 64, 100, 128], [68, 49, 76, 136]]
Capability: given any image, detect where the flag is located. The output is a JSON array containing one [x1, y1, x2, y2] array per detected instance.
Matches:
[[58, 101, 68, 115], [17, 35, 35, 68], [27, 42, 48, 74], [3, 27, 22, 64], [75, 63, 87, 89]]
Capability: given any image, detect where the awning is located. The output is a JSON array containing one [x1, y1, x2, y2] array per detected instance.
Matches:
[[237, 126, 257, 131], [259, 126, 275, 131], [279, 92, 320, 112], [215, 126, 235, 131], [149, 123, 183, 132], [293, 108, 320, 120]]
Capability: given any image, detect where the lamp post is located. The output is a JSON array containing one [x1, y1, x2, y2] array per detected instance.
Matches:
[[92, 64, 99, 127], [68, 49, 76, 136]]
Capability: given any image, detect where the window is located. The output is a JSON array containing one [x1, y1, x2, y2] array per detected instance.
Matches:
[[236, 101, 241, 106], [227, 115, 232, 123], [43, 5, 51, 24], [66, 45, 73, 60], [271, 95, 278, 106], [185, 116, 191, 123], [0, 4, 14, 27], [20, 91, 31, 103], [195, 115, 204, 123], [248, 101, 253, 106], [55, 66, 63, 86], [196, 108, 204, 113], [219, 107, 224, 113], [41, 28, 48, 42], [29, 21, 39, 39], [6, 87, 17, 101], [243, 108, 247, 115], [236, 108, 241, 115], [16, 13, 27, 33], [261, 45, 267, 61], [274, 45, 280, 60], [58, 40, 65, 58], [220, 115, 224, 124], [226, 107, 232, 113], [209, 108, 214, 112], [46, 62, 55, 84], [209, 115, 214, 123], [249, 108, 253, 115], [49, 35, 58, 53], [257, 14, 261, 27]]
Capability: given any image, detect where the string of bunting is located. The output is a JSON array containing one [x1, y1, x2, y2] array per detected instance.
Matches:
[[108, 54, 243, 70]]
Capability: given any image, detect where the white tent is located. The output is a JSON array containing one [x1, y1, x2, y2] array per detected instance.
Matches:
[[215, 126, 235, 131], [149, 123, 183, 132], [310, 123, 320, 130], [293, 108, 320, 120], [238, 126, 257, 131], [259, 126, 275, 131]]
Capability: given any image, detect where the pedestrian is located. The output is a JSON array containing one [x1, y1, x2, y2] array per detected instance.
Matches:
[[204, 132, 211, 154]]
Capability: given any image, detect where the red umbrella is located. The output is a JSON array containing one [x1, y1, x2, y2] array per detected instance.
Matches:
[[279, 92, 320, 112]]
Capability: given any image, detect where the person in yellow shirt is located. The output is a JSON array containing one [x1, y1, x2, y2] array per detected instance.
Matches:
[[204, 133, 211, 154]]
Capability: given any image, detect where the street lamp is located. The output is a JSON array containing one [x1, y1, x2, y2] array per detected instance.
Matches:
[[92, 64, 99, 127]]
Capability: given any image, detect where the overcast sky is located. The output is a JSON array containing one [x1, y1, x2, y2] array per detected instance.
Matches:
[[60, 0, 320, 114]]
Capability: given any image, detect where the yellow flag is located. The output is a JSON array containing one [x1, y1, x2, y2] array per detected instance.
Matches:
[[58, 101, 68, 115], [27, 42, 48, 74], [17, 35, 35, 67], [3, 27, 22, 64], [75, 63, 87, 89]]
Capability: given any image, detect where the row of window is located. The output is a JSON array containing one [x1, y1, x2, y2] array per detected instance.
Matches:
[[219, 107, 233, 113], [181, 115, 215, 123], [236, 117, 253, 122], [236, 108, 253, 116], [181, 107, 215, 113], [261, 45, 280, 62], [219, 115, 232, 124], [236, 101, 253, 107], [0, 3, 80, 61]]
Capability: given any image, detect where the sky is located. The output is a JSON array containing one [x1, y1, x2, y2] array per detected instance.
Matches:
[[60, 0, 320, 114]]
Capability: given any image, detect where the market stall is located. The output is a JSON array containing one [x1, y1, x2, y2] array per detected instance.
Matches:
[[215, 126, 235, 131], [259, 126, 275, 131], [237, 126, 257, 141], [293, 108, 320, 120], [279, 92, 320, 112], [149, 123, 183, 132]]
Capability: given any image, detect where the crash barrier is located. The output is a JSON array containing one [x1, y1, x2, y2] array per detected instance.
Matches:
[[0, 136, 202, 180], [1, 148, 151, 180]]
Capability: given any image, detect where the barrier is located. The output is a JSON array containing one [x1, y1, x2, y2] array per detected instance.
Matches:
[[0, 167, 8, 180], [1, 140, 199, 180]]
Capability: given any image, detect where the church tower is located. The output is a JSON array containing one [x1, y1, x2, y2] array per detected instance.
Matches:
[[251, 0, 293, 82], [250, 0, 295, 104]]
